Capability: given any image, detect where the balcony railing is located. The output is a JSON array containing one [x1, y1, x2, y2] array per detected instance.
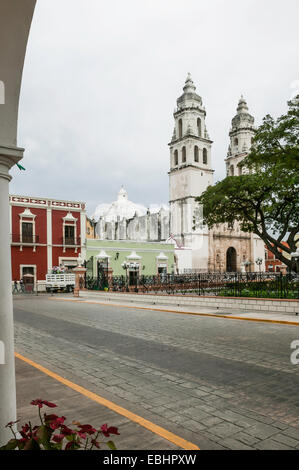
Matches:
[[63, 237, 81, 246], [11, 234, 39, 244]]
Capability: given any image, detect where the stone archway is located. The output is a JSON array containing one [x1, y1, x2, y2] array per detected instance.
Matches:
[[226, 247, 237, 272]]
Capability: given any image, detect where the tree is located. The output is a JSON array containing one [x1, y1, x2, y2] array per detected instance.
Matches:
[[196, 96, 299, 271]]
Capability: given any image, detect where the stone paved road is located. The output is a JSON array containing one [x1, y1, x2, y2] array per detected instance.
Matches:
[[13, 296, 299, 450]]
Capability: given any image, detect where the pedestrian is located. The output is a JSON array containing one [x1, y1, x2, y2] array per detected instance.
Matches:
[[20, 278, 25, 293], [12, 280, 19, 294]]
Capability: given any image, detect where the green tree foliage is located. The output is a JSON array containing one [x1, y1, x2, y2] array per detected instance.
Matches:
[[196, 96, 299, 270]]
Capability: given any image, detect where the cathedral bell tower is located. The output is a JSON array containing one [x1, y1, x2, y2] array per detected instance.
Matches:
[[225, 96, 255, 176], [168, 74, 214, 247]]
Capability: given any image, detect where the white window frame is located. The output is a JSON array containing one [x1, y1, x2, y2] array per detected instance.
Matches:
[[20, 264, 37, 288], [62, 212, 78, 253], [19, 208, 36, 252]]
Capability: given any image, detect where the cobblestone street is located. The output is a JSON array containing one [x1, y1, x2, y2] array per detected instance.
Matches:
[[13, 296, 299, 450]]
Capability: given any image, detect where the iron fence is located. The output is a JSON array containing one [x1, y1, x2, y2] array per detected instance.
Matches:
[[85, 275, 109, 291], [86, 272, 299, 299]]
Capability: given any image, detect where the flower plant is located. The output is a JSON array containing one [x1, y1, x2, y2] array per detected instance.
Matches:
[[0, 399, 119, 451]]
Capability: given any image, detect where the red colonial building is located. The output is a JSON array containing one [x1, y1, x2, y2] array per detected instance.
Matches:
[[264, 242, 288, 274], [10, 194, 86, 289]]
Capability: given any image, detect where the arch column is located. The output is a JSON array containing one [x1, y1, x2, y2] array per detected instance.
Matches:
[[0, 0, 36, 445]]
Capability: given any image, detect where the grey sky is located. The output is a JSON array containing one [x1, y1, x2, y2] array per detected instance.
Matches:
[[10, 0, 299, 216]]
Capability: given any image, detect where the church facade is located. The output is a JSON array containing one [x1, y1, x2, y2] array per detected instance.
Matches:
[[93, 74, 265, 273]]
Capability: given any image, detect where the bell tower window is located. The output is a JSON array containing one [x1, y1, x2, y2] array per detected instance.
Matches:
[[178, 119, 183, 138], [182, 146, 186, 163], [194, 146, 199, 162], [174, 149, 178, 166], [203, 148, 207, 164], [197, 118, 201, 137]]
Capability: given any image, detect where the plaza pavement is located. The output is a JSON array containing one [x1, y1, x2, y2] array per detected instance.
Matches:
[[13, 294, 299, 450], [15, 356, 185, 450]]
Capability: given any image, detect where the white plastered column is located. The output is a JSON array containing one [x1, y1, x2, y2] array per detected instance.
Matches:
[[0, 146, 24, 443], [0, 0, 36, 445]]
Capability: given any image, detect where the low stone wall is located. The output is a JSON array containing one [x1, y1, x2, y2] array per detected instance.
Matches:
[[80, 291, 299, 314]]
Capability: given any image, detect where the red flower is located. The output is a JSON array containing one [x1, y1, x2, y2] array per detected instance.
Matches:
[[44, 414, 66, 430], [21, 423, 30, 434], [44, 414, 59, 422], [60, 424, 74, 436], [52, 433, 65, 443], [91, 439, 100, 449], [78, 424, 96, 434], [100, 424, 120, 437], [5, 419, 20, 428], [30, 399, 57, 409]]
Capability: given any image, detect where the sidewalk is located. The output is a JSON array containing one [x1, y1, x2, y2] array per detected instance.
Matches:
[[15, 356, 196, 451], [57, 291, 299, 326]]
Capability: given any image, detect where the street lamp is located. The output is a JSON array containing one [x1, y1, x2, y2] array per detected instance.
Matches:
[[291, 248, 299, 274], [255, 257, 263, 273]]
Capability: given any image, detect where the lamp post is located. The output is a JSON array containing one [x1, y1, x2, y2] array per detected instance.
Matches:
[[131, 262, 139, 293], [255, 257, 263, 273], [291, 248, 299, 274]]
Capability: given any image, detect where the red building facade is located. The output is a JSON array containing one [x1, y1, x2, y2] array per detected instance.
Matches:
[[10, 194, 86, 289], [264, 242, 288, 273]]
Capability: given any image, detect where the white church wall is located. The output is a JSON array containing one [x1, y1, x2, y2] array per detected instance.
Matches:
[[175, 248, 192, 273]]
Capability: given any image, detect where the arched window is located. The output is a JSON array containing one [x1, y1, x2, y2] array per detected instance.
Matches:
[[197, 118, 201, 137], [194, 146, 199, 162], [178, 119, 183, 138], [182, 146, 186, 163], [230, 165, 234, 176], [203, 148, 207, 164], [234, 137, 238, 147], [174, 149, 178, 166]]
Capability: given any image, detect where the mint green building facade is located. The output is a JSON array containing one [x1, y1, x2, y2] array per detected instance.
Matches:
[[86, 239, 175, 277]]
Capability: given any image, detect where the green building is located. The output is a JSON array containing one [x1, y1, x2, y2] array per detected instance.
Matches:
[[86, 239, 175, 281]]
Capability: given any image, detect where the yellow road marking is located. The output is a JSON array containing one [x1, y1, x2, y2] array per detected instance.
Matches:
[[15, 352, 199, 450], [49, 297, 299, 326]]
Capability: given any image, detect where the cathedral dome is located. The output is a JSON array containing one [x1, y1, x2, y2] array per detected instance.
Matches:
[[93, 187, 148, 222]]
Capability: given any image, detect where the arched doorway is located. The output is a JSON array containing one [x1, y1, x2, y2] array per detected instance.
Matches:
[[226, 247, 237, 272]]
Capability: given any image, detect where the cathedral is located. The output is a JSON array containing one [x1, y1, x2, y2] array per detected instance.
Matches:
[[93, 74, 265, 273]]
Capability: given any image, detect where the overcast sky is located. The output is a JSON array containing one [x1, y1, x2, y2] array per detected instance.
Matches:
[[10, 0, 299, 216]]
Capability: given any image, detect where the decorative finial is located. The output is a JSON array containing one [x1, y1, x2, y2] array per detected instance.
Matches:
[[237, 95, 249, 113], [183, 73, 196, 93]]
